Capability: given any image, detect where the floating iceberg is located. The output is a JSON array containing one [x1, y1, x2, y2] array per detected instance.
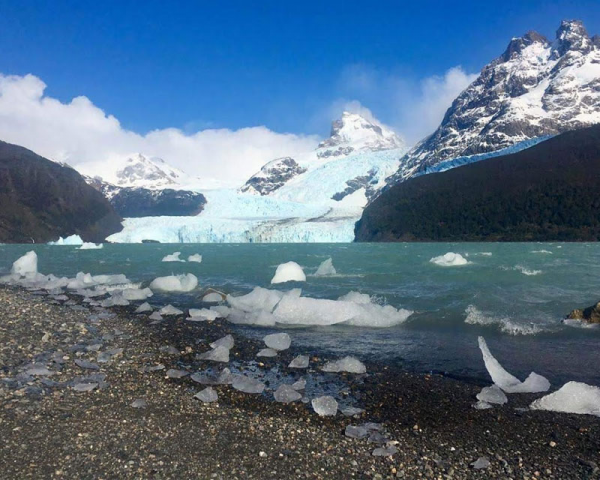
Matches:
[[314, 258, 336, 276], [149, 273, 198, 292], [430, 252, 469, 267], [263, 333, 291, 351], [48, 235, 83, 246], [322, 356, 366, 374], [478, 337, 550, 393], [162, 251, 185, 262], [188, 254, 203, 263], [79, 243, 103, 250], [11, 251, 38, 277], [271, 262, 306, 284], [530, 381, 600, 417], [311, 395, 338, 416]]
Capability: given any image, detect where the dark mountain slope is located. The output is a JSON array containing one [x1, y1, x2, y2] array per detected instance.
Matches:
[[0, 141, 122, 243], [355, 125, 600, 242]]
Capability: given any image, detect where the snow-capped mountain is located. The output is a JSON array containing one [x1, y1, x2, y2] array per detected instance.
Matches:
[[389, 19, 600, 184], [108, 112, 408, 243], [79, 153, 189, 190]]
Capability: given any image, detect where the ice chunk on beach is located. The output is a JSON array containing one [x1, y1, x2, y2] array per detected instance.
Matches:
[[345, 425, 369, 438], [11, 251, 38, 276], [101, 295, 130, 307], [271, 261, 306, 284], [263, 333, 291, 351], [197, 346, 230, 363], [149, 273, 198, 292], [322, 356, 366, 374], [430, 252, 469, 267], [372, 445, 398, 457], [73, 382, 98, 392], [473, 400, 493, 410], [314, 258, 336, 276], [121, 287, 153, 301], [232, 375, 265, 394], [135, 302, 153, 313], [149, 311, 163, 321], [342, 406, 365, 416], [79, 242, 103, 250], [188, 254, 203, 263], [162, 252, 185, 262], [48, 234, 83, 245], [227, 286, 285, 313], [311, 395, 338, 416], [194, 386, 218, 403], [274, 384, 302, 403], [530, 381, 600, 417], [210, 334, 234, 350], [257, 348, 278, 357], [291, 378, 306, 390], [188, 308, 219, 321], [288, 355, 309, 369], [166, 369, 189, 379], [160, 304, 184, 316], [202, 292, 223, 303], [478, 337, 550, 393], [477, 385, 508, 405]]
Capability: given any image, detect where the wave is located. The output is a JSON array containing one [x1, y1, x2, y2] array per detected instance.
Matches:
[[464, 305, 544, 335], [501, 265, 542, 276], [532, 250, 553, 254]]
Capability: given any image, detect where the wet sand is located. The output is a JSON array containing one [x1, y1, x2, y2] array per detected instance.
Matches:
[[0, 285, 599, 479]]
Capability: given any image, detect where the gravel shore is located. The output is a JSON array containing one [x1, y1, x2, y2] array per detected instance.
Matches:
[[1, 285, 599, 479]]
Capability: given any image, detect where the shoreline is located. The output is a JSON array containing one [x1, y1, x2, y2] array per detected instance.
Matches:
[[1, 285, 599, 479]]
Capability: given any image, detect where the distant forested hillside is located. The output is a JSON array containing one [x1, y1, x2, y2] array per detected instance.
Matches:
[[355, 125, 600, 242]]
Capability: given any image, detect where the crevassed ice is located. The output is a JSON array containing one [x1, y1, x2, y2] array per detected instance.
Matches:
[[530, 381, 600, 417], [478, 336, 550, 393]]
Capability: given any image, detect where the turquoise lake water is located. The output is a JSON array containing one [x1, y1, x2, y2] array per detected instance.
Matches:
[[1, 242, 599, 385]]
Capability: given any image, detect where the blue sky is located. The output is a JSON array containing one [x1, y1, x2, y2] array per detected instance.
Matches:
[[1, 0, 599, 136]]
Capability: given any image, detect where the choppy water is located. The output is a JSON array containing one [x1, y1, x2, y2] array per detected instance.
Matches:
[[1, 242, 599, 386]]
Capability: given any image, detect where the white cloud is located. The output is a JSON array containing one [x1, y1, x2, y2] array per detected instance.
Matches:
[[330, 64, 478, 145], [0, 73, 320, 187]]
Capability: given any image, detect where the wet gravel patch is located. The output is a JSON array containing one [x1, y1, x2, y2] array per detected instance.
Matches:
[[1, 285, 599, 479]]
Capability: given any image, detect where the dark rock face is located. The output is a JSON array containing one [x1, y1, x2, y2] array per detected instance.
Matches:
[[389, 20, 600, 185], [332, 169, 378, 201], [567, 302, 600, 324], [0, 140, 122, 243], [240, 157, 307, 196], [356, 125, 600, 242], [109, 188, 205, 217]]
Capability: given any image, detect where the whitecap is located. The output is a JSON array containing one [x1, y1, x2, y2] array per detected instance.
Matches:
[[465, 305, 543, 336]]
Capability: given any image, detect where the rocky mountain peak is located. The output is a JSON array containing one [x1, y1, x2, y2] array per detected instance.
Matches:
[[500, 31, 549, 63], [555, 19, 591, 56], [317, 112, 404, 159]]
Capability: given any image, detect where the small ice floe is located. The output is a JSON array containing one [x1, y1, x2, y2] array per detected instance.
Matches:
[[73, 382, 98, 392], [135, 302, 153, 313], [311, 395, 338, 416], [257, 348, 278, 358], [162, 252, 185, 262], [314, 258, 336, 276], [263, 333, 291, 351], [209, 335, 234, 350], [288, 355, 309, 369], [530, 381, 600, 417], [321, 356, 366, 374], [187, 308, 219, 321], [477, 385, 508, 405], [79, 242, 103, 250], [166, 369, 189, 379], [188, 254, 203, 263], [270, 261, 306, 284], [149, 273, 198, 292], [429, 252, 469, 267], [149, 311, 163, 322], [478, 337, 550, 393], [232, 374, 265, 394], [291, 378, 306, 390], [274, 384, 302, 403], [471, 457, 490, 470], [372, 445, 398, 457], [131, 398, 147, 408], [197, 346, 230, 363], [202, 292, 224, 303], [342, 406, 365, 417], [194, 386, 218, 403], [74, 359, 100, 370], [160, 304, 184, 316]]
